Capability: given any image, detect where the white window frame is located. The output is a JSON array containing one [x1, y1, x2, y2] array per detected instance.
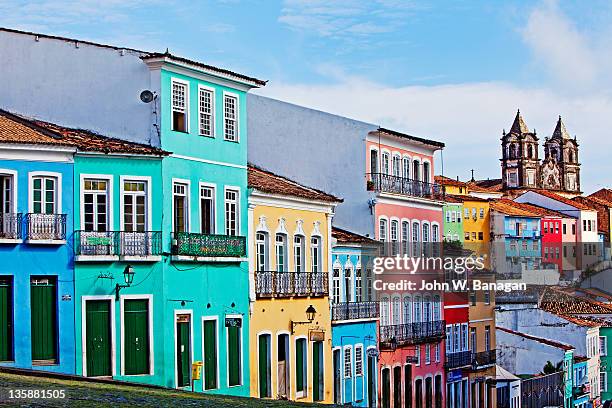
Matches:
[[310, 236, 321, 272], [28, 171, 62, 214], [224, 186, 240, 236], [198, 84, 215, 137], [256, 231, 269, 271], [120, 294, 154, 376], [120, 176, 152, 232], [0, 169, 17, 215], [199, 182, 217, 234], [171, 77, 190, 133], [294, 234, 305, 272], [355, 344, 364, 377], [172, 179, 191, 233], [343, 346, 352, 379], [223, 91, 240, 142]]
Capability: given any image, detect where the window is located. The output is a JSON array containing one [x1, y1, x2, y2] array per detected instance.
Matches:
[[470, 328, 477, 351], [123, 298, 151, 375], [446, 211, 451, 223], [366, 268, 373, 301], [402, 221, 410, 255], [198, 87, 214, 137], [370, 149, 379, 174], [415, 346, 421, 366], [423, 162, 430, 183], [83, 179, 109, 232], [380, 296, 390, 325], [382, 153, 390, 174], [479, 208, 484, 219], [464, 232, 470, 241], [461, 324, 468, 351], [555, 223, 559, 234], [173, 182, 188, 233], [123, 180, 147, 232], [294, 235, 305, 272], [464, 208, 469, 219], [425, 344, 431, 364], [572, 224, 576, 235], [471, 232, 476, 241], [391, 220, 399, 254], [402, 296, 411, 324], [485, 326, 491, 351], [310, 237, 321, 272], [392, 155, 401, 177], [0, 276, 13, 362], [355, 346, 363, 376], [0, 174, 15, 216], [224, 189, 239, 236], [30, 277, 57, 362], [600, 336, 607, 356], [484, 290, 491, 305], [344, 347, 352, 378], [355, 267, 362, 302], [200, 185, 215, 234], [435, 344, 440, 362], [469, 291, 476, 305], [413, 295, 421, 323], [172, 80, 188, 133], [478, 232, 483, 241], [332, 268, 341, 304], [227, 317, 242, 386], [256, 232, 268, 271], [403, 157, 410, 179], [433, 295, 441, 321], [295, 338, 307, 394], [223, 93, 239, 141], [563, 223, 567, 234], [32, 176, 57, 214], [379, 218, 387, 242], [601, 372, 608, 393], [583, 220, 587, 231], [413, 160, 420, 181], [344, 267, 353, 303], [275, 234, 287, 272]]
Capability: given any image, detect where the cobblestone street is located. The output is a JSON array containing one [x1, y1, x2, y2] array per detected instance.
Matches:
[[0, 372, 321, 407]]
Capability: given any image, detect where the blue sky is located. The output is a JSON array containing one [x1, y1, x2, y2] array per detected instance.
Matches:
[[1, 0, 612, 192]]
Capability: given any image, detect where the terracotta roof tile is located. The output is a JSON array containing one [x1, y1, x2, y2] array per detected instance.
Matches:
[[490, 199, 540, 217], [527, 189, 592, 210], [0, 109, 169, 156], [332, 227, 380, 245], [444, 193, 488, 203], [573, 196, 610, 234], [248, 164, 342, 203], [497, 326, 574, 351], [435, 175, 467, 187], [471, 179, 504, 192], [510, 202, 574, 219], [539, 287, 612, 315], [590, 188, 612, 203]]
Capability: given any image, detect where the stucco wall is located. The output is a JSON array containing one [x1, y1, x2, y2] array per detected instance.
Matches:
[[247, 94, 377, 237]]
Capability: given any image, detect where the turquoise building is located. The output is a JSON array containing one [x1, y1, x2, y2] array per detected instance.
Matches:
[[331, 227, 380, 407], [600, 327, 611, 405]]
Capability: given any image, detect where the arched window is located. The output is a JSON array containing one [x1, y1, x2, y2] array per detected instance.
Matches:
[[382, 152, 390, 174], [402, 157, 410, 179], [423, 295, 432, 322], [390, 219, 399, 255], [431, 224, 440, 256], [401, 221, 410, 255], [380, 296, 390, 326], [379, 218, 388, 243], [402, 296, 411, 324], [423, 162, 430, 183], [413, 160, 420, 181], [275, 234, 287, 272], [413, 295, 421, 323], [370, 149, 379, 174], [332, 267, 341, 304], [433, 295, 441, 321], [355, 265, 362, 302], [392, 155, 401, 177], [344, 266, 353, 303], [294, 235, 305, 272], [568, 149, 574, 163], [412, 221, 420, 257], [392, 296, 401, 325], [509, 143, 517, 159], [256, 232, 269, 271], [422, 223, 429, 256], [528, 144, 534, 159]]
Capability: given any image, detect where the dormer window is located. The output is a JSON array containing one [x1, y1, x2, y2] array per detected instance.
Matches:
[[223, 93, 239, 142], [172, 79, 188, 133]]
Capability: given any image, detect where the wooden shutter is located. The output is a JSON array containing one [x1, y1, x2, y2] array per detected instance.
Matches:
[[124, 299, 149, 375], [0, 277, 13, 361]]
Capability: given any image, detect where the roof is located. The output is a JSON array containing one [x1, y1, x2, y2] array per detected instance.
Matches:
[[435, 175, 467, 187], [490, 199, 540, 217], [497, 326, 574, 351], [573, 196, 610, 234], [0, 109, 169, 156], [557, 314, 609, 328], [552, 116, 571, 139], [444, 193, 488, 203], [376, 127, 445, 148], [590, 188, 612, 202], [574, 356, 589, 363], [470, 179, 504, 193], [332, 227, 380, 245], [512, 202, 574, 219], [248, 164, 342, 203], [509, 110, 530, 134], [496, 365, 521, 381], [539, 287, 612, 315], [0, 27, 266, 88], [141, 52, 267, 87], [524, 189, 593, 210]]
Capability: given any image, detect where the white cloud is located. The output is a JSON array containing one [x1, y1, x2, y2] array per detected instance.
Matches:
[[256, 70, 612, 194]]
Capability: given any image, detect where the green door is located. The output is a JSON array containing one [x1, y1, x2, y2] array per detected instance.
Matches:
[[312, 341, 324, 401], [86, 300, 112, 377], [124, 299, 149, 375], [30, 278, 57, 362], [258, 334, 270, 397], [0, 277, 13, 361], [295, 338, 305, 394], [203, 320, 217, 390], [227, 325, 241, 386], [176, 320, 191, 387]]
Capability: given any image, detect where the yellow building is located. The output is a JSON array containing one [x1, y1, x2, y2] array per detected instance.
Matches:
[[247, 165, 341, 403], [435, 175, 469, 195]]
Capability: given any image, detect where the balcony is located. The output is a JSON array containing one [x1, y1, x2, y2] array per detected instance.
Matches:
[[471, 349, 496, 369], [171, 232, 247, 261], [0, 213, 22, 242], [75, 231, 162, 261], [380, 320, 446, 348], [25, 213, 66, 243], [367, 173, 443, 199], [444, 350, 472, 369], [331, 301, 379, 321], [255, 271, 328, 298]]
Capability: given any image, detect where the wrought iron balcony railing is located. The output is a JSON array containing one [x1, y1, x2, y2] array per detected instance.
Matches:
[[75, 231, 162, 257], [367, 173, 443, 199], [172, 232, 246, 258], [0, 213, 22, 240], [331, 301, 379, 321], [444, 350, 472, 369], [255, 271, 329, 298], [26, 213, 66, 241], [380, 320, 446, 347], [471, 349, 497, 368]]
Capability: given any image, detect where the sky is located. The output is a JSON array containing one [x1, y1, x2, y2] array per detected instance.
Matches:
[[1, 0, 612, 193]]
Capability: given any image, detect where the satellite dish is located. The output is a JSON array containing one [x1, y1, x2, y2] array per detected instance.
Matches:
[[140, 90, 155, 103]]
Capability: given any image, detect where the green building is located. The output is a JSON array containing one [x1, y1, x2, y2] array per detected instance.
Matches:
[[443, 196, 464, 244], [601, 327, 612, 404]]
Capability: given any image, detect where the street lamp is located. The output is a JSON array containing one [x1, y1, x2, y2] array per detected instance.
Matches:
[[291, 305, 317, 334], [116, 265, 135, 300]]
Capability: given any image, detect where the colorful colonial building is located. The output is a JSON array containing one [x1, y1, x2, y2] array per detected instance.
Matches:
[[247, 165, 340, 404]]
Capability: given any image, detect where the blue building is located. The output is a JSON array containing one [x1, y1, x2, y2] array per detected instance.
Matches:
[[331, 227, 380, 407], [0, 110, 75, 373]]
